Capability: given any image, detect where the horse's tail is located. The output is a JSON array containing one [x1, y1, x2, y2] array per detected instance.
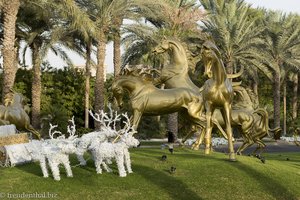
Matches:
[[252, 108, 281, 138], [227, 66, 244, 79], [25, 124, 41, 140]]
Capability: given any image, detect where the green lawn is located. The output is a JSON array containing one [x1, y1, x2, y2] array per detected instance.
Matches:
[[0, 147, 299, 200]]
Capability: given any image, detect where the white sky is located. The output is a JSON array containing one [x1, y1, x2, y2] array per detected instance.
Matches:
[[44, 0, 300, 73]]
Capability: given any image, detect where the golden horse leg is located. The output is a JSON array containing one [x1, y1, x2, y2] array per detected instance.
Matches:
[[223, 104, 236, 161], [204, 105, 214, 155], [192, 128, 205, 150], [237, 140, 253, 155], [132, 109, 143, 132], [251, 139, 266, 156]]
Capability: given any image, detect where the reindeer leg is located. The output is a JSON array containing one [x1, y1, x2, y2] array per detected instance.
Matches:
[[95, 158, 103, 174], [76, 149, 87, 166], [62, 156, 73, 177], [102, 161, 112, 173], [48, 158, 60, 181], [124, 149, 133, 173], [116, 154, 126, 177], [39, 156, 48, 178]]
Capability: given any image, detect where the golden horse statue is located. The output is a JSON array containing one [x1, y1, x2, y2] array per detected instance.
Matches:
[[152, 39, 234, 139], [0, 91, 40, 139], [112, 69, 206, 132], [152, 39, 241, 145], [152, 39, 200, 91], [191, 85, 281, 155], [201, 41, 236, 161]]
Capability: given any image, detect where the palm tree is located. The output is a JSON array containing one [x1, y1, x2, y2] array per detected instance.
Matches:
[[74, 0, 142, 129], [292, 72, 298, 121], [200, 0, 265, 82], [17, 2, 78, 128], [1, 0, 20, 101], [17, 0, 96, 129], [256, 11, 300, 135]]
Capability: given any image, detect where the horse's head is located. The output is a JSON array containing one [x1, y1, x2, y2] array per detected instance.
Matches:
[[152, 40, 170, 54], [112, 81, 124, 108], [4, 91, 26, 108], [201, 41, 222, 78]]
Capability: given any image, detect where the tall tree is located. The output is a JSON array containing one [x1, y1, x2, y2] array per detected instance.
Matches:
[[17, 0, 95, 128], [1, 0, 20, 101], [292, 72, 298, 121], [200, 0, 264, 80], [256, 11, 300, 135], [17, 2, 74, 128], [75, 0, 139, 129]]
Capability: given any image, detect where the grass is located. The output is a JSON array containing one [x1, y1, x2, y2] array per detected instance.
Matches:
[[0, 147, 300, 200]]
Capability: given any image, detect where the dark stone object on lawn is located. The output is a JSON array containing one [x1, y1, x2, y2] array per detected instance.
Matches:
[[170, 166, 176, 174]]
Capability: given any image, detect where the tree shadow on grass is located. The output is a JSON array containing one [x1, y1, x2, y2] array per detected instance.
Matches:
[[206, 156, 299, 200], [135, 164, 202, 200]]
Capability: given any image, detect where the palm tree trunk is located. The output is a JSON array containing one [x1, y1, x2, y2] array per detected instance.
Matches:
[[252, 80, 259, 108], [94, 31, 107, 129], [167, 113, 178, 141], [113, 19, 122, 78], [85, 41, 92, 128], [31, 44, 42, 129], [252, 69, 259, 107], [225, 60, 234, 74], [292, 73, 298, 120], [273, 72, 281, 139], [283, 81, 287, 136], [2, 0, 20, 101]]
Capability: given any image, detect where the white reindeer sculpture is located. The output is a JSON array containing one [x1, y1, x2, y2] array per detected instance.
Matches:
[[89, 113, 140, 177], [25, 117, 78, 181], [75, 104, 122, 166]]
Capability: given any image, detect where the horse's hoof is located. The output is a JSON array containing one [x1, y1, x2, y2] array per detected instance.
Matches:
[[204, 148, 210, 154], [191, 145, 199, 150], [229, 153, 237, 161]]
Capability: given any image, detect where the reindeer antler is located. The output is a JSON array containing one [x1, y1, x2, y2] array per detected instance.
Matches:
[[49, 123, 63, 139], [89, 105, 121, 135], [112, 112, 136, 143], [67, 116, 77, 140], [105, 103, 121, 130]]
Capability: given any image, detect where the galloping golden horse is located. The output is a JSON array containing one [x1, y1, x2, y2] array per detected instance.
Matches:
[[201, 41, 236, 161], [112, 70, 206, 132], [0, 92, 40, 139]]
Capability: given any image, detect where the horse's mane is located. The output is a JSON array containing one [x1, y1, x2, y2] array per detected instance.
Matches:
[[203, 40, 222, 60], [121, 65, 155, 83]]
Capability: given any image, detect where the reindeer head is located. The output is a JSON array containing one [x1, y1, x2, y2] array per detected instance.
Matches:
[[121, 133, 140, 148], [48, 117, 78, 154]]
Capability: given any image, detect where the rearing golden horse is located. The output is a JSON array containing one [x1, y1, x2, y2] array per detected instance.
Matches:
[[152, 39, 229, 141], [201, 41, 236, 161]]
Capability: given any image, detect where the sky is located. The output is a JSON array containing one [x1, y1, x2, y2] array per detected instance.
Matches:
[[44, 0, 300, 73]]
